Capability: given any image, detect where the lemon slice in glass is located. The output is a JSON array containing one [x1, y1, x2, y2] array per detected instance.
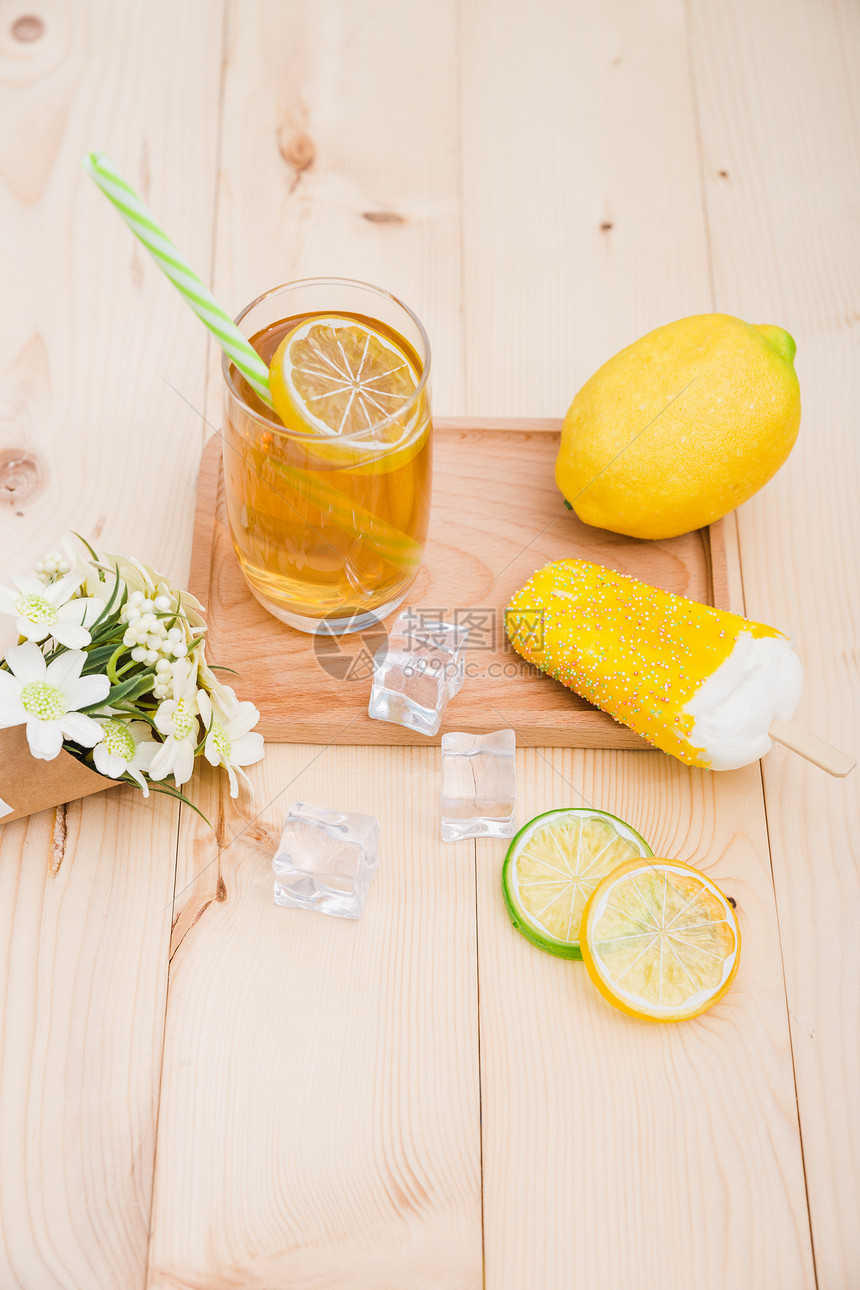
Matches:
[[580, 858, 741, 1022], [269, 314, 426, 472], [502, 808, 653, 960]]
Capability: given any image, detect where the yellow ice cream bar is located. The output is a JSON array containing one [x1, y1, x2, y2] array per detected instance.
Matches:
[[505, 559, 802, 769]]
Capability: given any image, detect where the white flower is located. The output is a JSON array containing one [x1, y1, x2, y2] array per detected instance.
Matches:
[[60, 536, 114, 601], [106, 552, 160, 599], [148, 659, 201, 787], [92, 718, 160, 794], [0, 572, 104, 649], [104, 551, 206, 630], [198, 661, 239, 710], [197, 689, 264, 797], [34, 549, 72, 585], [0, 642, 110, 760]]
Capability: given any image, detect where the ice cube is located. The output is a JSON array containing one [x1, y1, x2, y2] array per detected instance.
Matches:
[[273, 802, 380, 919], [440, 728, 517, 841], [368, 612, 469, 736]]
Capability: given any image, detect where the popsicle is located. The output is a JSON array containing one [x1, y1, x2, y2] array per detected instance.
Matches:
[[506, 559, 853, 775]]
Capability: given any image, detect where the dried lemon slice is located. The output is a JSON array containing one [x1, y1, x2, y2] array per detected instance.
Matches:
[[580, 858, 741, 1022], [502, 808, 653, 960]]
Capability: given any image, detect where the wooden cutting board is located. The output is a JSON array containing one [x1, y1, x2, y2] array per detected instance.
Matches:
[[189, 418, 731, 747]]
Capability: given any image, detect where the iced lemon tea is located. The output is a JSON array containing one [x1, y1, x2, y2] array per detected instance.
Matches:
[[222, 280, 432, 633]]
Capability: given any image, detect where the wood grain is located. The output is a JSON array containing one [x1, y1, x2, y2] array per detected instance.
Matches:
[[0, 790, 179, 1290], [478, 756, 814, 1289], [462, 0, 815, 1286], [202, 0, 464, 425], [190, 424, 730, 746], [2, 1, 858, 1286], [690, 0, 860, 1282], [147, 752, 483, 1290], [460, 0, 715, 419], [0, 2, 223, 1286], [148, 3, 483, 1287]]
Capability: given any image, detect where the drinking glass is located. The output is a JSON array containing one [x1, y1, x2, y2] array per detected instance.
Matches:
[[222, 278, 432, 634]]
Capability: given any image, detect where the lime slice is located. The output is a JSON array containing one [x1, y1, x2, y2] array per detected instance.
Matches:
[[580, 858, 741, 1022], [502, 808, 653, 960]]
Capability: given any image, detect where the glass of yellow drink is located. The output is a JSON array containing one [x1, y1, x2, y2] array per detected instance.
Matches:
[[222, 278, 432, 634]]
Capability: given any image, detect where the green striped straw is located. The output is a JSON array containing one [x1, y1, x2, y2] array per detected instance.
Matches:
[[82, 150, 273, 407]]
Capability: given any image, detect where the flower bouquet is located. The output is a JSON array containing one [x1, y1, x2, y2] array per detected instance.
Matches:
[[0, 537, 264, 825]]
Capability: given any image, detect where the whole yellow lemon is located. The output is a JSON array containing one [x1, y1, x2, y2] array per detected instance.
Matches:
[[556, 314, 800, 539]]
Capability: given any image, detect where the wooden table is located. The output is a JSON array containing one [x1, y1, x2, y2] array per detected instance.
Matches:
[[1, 4, 857, 1287]]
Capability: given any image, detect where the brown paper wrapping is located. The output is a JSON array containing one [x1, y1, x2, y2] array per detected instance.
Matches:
[[0, 726, 120, 825]]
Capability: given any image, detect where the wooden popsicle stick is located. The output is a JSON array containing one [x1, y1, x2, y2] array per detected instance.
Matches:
[[769, 720, 856, 777]]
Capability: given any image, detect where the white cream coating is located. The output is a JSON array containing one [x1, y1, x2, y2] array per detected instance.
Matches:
[[685, 631, 803, 771]]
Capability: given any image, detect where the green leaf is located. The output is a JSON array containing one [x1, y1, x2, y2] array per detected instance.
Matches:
[[147, 781, 211, 827], [82, 644, 124, 674], [83, 631, 125, 661], [116, 770, 147, 795], [110, 705, 161, 732], [42, 642, 69, 665], [83, 671, 155, 710], [71, 532, 100, 562], [87, 612, 126, 641], [106, 643, 126, 684], [116, 674, 156, 703], [89, 562, 123, 630]]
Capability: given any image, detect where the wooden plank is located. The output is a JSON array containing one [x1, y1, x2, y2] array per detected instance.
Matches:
[[690, 0, 860, 1282], [201, 0, 464, 422], [461, 0, 715, 420], [190, 427, 730, 747], [479, 758, 816, 1289], [147, 752, 483, 1289], [0, 3, 223, 1286], [462, 0, 815, 1285], [0, 793, 179, 1290], [147, 3, 482, 1285]]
